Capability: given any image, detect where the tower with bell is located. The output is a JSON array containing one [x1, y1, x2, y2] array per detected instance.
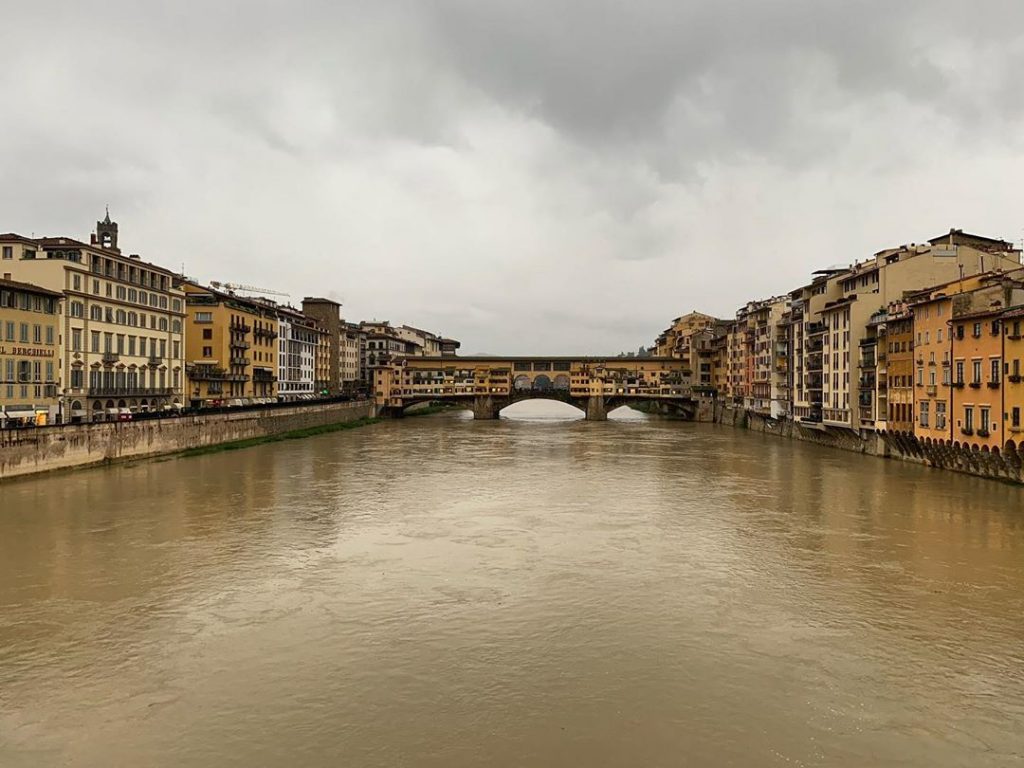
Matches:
[[91, 206, 120, 252]]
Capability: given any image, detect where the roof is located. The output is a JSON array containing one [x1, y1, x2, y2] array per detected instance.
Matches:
[[928, 229, 1014, 248], [0, 233, 40, 245], [302, 296, 341, 306], [0, 277, 63, 298], [1001, 305, 1024, 319]]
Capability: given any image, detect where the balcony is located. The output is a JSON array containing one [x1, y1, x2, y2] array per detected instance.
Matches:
[[969, 381, 982, 389], [148, 355, 162, 366], [230, 340, 251, 350], [230, 357, 251, 366], [925, 385, 937, 396], [102, 351, 119, 364], [952, 381, 965, 389], [977, 428, 991, 438], [961, 426, 974, 436], [230, 321, 253, 333], [1009, 374, 1022, 383]]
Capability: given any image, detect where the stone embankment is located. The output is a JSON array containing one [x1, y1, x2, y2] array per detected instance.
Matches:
[[0, 400, 375, 481], [712, 402, 1024, 484]]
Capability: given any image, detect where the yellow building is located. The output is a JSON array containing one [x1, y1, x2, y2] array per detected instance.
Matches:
[[182, 282, 279, 407], [1003, 307, 1024, 448], [1, 214, 187, 420], [908, 272, 1021, 446], [946, 276, 1024, 450], [0, 277, 62, 425]]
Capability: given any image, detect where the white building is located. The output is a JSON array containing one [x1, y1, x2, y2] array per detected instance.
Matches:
[[277, 307, 318, 400]]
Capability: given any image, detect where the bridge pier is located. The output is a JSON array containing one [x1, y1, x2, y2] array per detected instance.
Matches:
[[585, 395, 607, 421], [472, 395, 500, 420]]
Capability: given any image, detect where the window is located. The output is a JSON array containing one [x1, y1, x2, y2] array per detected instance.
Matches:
[[72, 273, 81, 291], [71, 369, 83, 388], [972, 360, 982, 384], [964, 407, 974, 432], [32, 324, 41, 344], [956, 360, 964, 384], [202, 346, 212, 357], [1013, 407, 1021, 428], [91, 331, 100, 352], [202, 328, 212, 340], [991, 359, 1000, 383], [71, 328, 82, 351], [937, 328, 943, 344], [70, 301, 84, 318], [916, 367, 923, 386], [45, 326, 54, 345], [936, 401, 947, 430], [980, 407, 990, 433], [90, 304, 102, 321], [196, 311, 213, 324], [1, 246, 11, 259], [19, 323, 29, 343], [973, 322, 982, 338], [919, 400, 929, 427]]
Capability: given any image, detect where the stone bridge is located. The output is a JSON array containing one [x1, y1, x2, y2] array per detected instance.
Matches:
[[373, 356, 695, 420]]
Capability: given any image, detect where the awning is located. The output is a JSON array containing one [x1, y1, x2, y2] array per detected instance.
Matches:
[[5, 404, 34, 414], [70, 409, 87, 417], [106, 408, 119, 415]]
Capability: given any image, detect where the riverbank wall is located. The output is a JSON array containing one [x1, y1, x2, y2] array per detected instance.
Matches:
[[0, 400, 376, 481], [712, 402, 1024, 484]]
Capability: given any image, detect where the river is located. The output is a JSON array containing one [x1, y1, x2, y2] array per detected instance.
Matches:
[[1, 404, 1023, 767]]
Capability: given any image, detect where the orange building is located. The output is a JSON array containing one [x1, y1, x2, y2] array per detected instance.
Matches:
[[1003, 308, 1024, 449], [950, 307, 1004, 449]]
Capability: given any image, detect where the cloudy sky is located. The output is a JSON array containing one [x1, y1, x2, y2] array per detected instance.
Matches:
[[3, 2, 1023, 354]]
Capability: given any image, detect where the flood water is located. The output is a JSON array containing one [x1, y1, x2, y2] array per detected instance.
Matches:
[[1, 403, 1023, 767]]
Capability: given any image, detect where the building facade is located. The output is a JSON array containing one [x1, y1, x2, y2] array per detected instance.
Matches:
[[1, 215, 186, 421], [0, 277, 62, 426], [277, 306, 321, 401], [182, 283, 279, 407], [302, 297, 343, 394]]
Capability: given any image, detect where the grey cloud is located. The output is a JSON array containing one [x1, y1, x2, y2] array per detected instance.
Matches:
[[2, 2, 1024, 355]]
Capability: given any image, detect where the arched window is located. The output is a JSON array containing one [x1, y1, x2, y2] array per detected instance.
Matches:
[[171, 319, 181, 333], [90, 304, 102, 321], [116, 309, 126, 324], [159, 318, 168, 331], [128, 312, 137, 327]]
